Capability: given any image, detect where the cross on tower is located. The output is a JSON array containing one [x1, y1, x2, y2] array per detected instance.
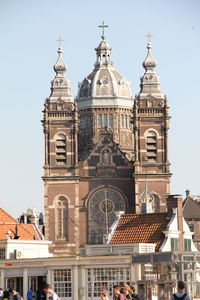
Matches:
[[56, 36, 64, 47], [145, 32, 153, 42], [98, 21, 109, 41]]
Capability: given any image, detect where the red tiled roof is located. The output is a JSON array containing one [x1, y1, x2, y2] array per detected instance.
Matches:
[[0, 208, 40, 240], [110, 213, 169, 251], [0, 207, 17, 224]]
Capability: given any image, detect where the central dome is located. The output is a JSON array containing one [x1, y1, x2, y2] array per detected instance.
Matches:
[[78, 40, 132, 99]]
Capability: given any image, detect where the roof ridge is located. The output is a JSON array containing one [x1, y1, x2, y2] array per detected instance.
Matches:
[[183, 196, 200, 208], [122, 212, 167, 216]]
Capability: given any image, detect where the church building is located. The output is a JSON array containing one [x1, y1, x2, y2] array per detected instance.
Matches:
[[42, 27, 171, 256]]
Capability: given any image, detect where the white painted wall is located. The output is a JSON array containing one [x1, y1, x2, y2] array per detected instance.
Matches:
[[0, 239, 53, 259], [160, 208, 198, 252]]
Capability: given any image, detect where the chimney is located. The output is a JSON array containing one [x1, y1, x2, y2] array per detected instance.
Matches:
[[185, 189, 190, 197], [167, 194, 184, 251], [14, 224, 20, 239]]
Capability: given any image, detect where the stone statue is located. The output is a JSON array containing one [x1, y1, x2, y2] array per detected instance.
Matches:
[[102, 149, 110, 165]]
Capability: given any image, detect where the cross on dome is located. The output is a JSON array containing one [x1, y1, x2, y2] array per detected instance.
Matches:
[[56, 36, 64, 47], [145, 32, 153, 43], [98, 21, 109, 41]]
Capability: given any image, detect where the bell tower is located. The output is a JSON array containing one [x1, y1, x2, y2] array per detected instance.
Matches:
[[133, 39, 171, 213], [42, 44, 79, 255]]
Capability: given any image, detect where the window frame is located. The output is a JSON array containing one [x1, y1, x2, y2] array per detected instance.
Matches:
[[171, 237, 179, 251]]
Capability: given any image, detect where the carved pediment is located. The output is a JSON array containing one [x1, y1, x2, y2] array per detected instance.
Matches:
[[84, 134, 131, 170]]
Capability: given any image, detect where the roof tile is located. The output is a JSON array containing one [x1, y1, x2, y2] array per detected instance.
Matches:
[[0, 208, 40, 241], [110, 213, 169, 251]]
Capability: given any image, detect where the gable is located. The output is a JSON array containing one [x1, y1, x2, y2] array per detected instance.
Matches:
[[80, 134, 133, 177], [183, 197, 200, 220]]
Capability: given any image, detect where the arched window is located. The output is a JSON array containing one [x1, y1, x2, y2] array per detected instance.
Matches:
[[56, 134, 66, 165], [97, 114, 113, 128], [120, 115, 125, 128], [88, 188, 126, 244], [55, 196, 68, 241], [146, 131, 157, 162], [140, 188, 155, 214], [102, 55, 106, 64]]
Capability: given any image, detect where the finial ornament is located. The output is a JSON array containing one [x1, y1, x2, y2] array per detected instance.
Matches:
[[145, 32, 153, 43], [56, 36, 64, 47], [98, 21, 109, 41]]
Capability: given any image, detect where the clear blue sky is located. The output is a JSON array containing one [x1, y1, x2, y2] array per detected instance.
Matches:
[[0, 0, 199, 218]]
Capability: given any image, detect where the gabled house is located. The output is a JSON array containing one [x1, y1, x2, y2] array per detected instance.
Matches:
[[183, 190, 200, 251], [0, 207, 52, 259], [107, 194, 197, 253]]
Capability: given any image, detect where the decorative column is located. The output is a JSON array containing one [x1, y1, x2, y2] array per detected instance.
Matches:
[[79, 266, 86, 300], [130, 263, 142, 295], [136, 263, 142, 281], [43, 103, 49, 167], [72, 265, 79, 300], [23, 268, 28, 299], [47, 269, 51, 284], [74, 101, 79, 173], [158, 284, 166, 300], [0, 269, 5, 289], [165, 105, 170, 173], [74, 183, 80, 255]]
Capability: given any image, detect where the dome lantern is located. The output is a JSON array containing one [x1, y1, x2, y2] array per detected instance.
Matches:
[[77, 24, 133, 102]]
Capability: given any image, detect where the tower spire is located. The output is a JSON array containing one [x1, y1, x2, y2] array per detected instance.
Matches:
[[138, 36, 164, 99], [49, 42, 73, 101]]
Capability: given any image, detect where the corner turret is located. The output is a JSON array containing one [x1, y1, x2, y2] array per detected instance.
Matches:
[[138, 41, 165, 99], [49, 46, 73, 102]]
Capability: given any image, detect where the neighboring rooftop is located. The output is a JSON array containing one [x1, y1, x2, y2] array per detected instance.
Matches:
[[0, 207, 42, 240], [110, 213, 169, 251], [183, 196, 200, 220]]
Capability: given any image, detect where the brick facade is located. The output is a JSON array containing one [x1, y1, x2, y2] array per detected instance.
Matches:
[[42, 39, 171, 255]]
